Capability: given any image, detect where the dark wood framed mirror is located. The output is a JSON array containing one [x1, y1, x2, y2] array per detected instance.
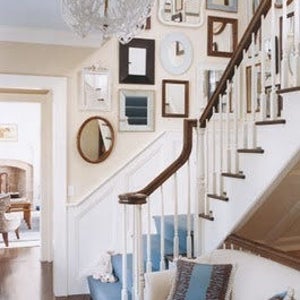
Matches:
[[119, 38, 155, 84], [77, 116, 114, 164], [207, 16, 238, 58], [162, 79, 189, 118]]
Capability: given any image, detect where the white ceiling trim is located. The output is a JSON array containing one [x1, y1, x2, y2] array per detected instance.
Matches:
[[0, 25, 103, 48]]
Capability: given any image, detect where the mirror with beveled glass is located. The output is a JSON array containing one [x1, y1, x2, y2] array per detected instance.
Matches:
[[77, 116, 114, 164]]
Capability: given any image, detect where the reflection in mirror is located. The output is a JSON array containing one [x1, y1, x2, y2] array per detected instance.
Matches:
[[162, 79, 189, 118], [77, 116, 114, 164], [158, 0, 205, 27], [128, 47, 147, 76], [208, 16, 238, 57], [160, 32, 193, 75]]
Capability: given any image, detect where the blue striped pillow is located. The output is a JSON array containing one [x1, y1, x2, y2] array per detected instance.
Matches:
[[167, 259, 233, 300]]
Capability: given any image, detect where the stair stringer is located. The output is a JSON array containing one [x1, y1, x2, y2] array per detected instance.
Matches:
[[202, 91, 300, 253]]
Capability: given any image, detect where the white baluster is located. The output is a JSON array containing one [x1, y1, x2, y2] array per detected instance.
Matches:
[[218, 95, 224, 196], [205, 120, 210, 215], [242, 49, 248, 149], [146, 199, 152, 273], [233, 66, 240, 174], [260, 15, 267, 121], [225, 81, 231, 173], [122, 205, 128, 300], [281, 0, 289, 88], [173, 172, 179, 259], [186, 159, 192, 259], [250, 33, 257, 149], [212, 107, 217, 194], [294, 0, 300, 86], [159, 186, 166, 271], [136, 205, 144, 300], [270, 0, 278, 120], [195, 126, 206, 256]]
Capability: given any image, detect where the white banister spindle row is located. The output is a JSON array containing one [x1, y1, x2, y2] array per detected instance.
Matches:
[[225, 81, 231, 173], [212, 107, 217, 194], [281, 0, 289, 88], [146, 200, 152, 273], [205, 120, 210, 215], [136, 205, 144, 300], [260, 15, 267, 121], [122, 205, 128, 300], [218, 95, 224, 196]]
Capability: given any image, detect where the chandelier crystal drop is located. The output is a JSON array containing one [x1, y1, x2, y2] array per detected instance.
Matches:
[[61, 0, 154, 44]]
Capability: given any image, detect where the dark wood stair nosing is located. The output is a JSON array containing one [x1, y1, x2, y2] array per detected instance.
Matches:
[[222, 172, 246, 179], [207, 194, 229, 202], [199, 213, 214, 221], [237, 147, 264, 154], [255, 119, 286, 126], [277, 86, 300, 94]]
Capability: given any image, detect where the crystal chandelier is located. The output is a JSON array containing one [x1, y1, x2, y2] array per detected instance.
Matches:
[[61, 0, 154, 44]]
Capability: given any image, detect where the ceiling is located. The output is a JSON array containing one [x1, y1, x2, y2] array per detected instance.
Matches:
[[0, 0, 102, 47]]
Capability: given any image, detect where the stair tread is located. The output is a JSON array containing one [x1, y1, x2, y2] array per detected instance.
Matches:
[[255, 119, 286, 125], [207, 194, 229, 201], [222, 172, 246, 179], [199, 213, 214, 221], [237, 147, 264, 154]]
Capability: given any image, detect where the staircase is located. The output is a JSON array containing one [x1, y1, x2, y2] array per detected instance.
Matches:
[[87, 0, 300, 299]]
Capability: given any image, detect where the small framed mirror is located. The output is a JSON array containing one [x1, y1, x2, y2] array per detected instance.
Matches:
[[119, 38, 155, 84], [80, 68, 111, 111], [162, 79, 189, 118], [207, 16, 238, 58], [77, 116, 114, 164], [160, 32, 193, 75], [158, 0, 205, 27]]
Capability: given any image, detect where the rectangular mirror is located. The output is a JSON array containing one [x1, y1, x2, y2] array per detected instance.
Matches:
[[162, 79, 189, 118], [80, 67, 111, 111], [119, 38, 155, 84], [207, 16, 238, 57]]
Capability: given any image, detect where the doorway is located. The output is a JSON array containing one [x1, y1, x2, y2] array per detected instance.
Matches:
[[0, 74, 68, 296]]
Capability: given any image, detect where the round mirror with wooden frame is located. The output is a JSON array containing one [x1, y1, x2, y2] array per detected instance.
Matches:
[[77, 116, 114, 164]]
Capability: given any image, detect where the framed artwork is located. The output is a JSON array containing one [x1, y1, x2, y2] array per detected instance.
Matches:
[[162, 79, 189, 118], [207, 16, 238, 57], [158, 0, 205, 27], [0, 124, 18, 142], [119, 89, 155, 132], [80, 67, 111, 111], [206, 0, 238, 13], [119, 38, 155, 85]]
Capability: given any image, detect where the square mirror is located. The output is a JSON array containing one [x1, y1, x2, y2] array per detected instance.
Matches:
[[162, 79, 189, 118], [207, 16, 238, 58], [119, 89, 155, 131], [119, 38, 155, 84]]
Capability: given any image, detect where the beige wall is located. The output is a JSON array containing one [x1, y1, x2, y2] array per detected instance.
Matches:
[[0, 2, 249, 203]]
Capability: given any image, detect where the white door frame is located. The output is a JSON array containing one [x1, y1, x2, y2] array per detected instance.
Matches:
[[0, 74, 68, 296]]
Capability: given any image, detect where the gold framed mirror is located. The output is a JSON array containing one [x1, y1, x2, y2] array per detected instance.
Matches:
[[77, 116, 114, 164]]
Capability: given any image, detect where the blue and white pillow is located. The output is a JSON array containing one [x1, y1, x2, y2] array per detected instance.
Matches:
[[167, 259, 233, 300], [268, 288, 295, 300]]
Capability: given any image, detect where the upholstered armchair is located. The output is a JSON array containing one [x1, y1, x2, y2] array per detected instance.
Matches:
[[0, 194, 21, 247]]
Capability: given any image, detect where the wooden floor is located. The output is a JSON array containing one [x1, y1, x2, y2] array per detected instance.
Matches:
[[0, 246, 90, 300]]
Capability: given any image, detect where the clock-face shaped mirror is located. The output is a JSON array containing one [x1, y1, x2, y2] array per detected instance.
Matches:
[[160, 32, 193, 75], [77, 116, 114, 164]]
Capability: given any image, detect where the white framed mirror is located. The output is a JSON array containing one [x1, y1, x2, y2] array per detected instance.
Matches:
[[80, 67, 111, 111], [160, 32, 193, 75], [158, 0, 205, 27]]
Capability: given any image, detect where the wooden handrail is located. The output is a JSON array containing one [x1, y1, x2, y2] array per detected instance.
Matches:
[[200, 0, 272, 128], [119, 119, 197, 205], [225, 234, 300, 271]]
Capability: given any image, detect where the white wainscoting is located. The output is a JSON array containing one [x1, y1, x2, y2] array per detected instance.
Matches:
[[67, 130, 197, 295]]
